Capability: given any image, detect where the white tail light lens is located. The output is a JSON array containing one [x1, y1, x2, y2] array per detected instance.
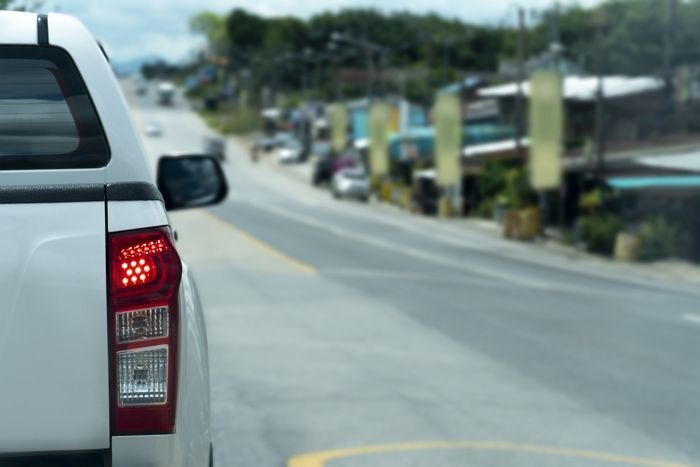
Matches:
[[117, 346, 168, 406], [116, 306, 169, 344]]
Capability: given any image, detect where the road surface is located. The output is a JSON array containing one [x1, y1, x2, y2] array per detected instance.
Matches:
[[126, 81, 700, 467]]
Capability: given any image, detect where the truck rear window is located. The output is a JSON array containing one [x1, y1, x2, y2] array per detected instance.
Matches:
[[0, 46, 109, 169]]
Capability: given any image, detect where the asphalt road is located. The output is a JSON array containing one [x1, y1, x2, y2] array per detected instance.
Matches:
[[127, 81, 700, 467]]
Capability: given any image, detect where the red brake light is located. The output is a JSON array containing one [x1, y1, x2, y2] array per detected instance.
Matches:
[[115, 238, 165, 288], [109, 227, 181, 435]]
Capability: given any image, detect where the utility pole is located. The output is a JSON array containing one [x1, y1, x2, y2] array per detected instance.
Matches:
[[552, 1, 565, 229], [332, 54, 340, 102], [366, 46, 375, 101], [442, 39, 451, 85], [552, 1, 562, 72], [594, 10, 606, 178], [663, 0, 677, 103], [515, 7, 526, 161]]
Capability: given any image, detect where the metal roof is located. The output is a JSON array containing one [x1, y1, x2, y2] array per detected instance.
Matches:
[[463, 138, 529, 158], [478, 76, 663, 101], [608, 176, 700, 190]]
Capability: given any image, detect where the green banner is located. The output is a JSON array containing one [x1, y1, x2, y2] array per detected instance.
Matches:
[[529, 71, 563, 190], [434, 94, 461, 187], [369, 103, 390, 176], [330, 104, 349, 153]]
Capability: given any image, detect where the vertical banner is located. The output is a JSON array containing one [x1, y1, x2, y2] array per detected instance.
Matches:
[[329, 104, 349, 154], [529, 71, 563, 190], [351, 108, 369, 141], [389, 106, 401, 133], [434, 94, 461, 187], [369, 103, 390, 176]]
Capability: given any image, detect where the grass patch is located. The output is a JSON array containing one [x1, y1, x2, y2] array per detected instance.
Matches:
[[196, 104, 261, 135]]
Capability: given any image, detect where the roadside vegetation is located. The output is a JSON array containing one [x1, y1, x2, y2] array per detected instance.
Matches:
[[141, 0, 699, 264]]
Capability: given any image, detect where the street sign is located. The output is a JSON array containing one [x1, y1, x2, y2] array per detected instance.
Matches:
[[330, 104, 348, 153], [434, 94, 461, 187], [529, 71, 563, 190], [369, 103, 390, 176]]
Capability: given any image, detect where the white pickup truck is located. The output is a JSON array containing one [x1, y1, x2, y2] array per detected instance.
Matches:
[[0, 11, 226, 467]]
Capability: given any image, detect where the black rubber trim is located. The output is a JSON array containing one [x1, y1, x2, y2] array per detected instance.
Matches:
[[0, 449, 109, 466], [0, 184, 104, 203], [106, 182, 163, 203], [0, 182, 163, 204], [37, 14, 49, 45], [97, 40, 110, 63]]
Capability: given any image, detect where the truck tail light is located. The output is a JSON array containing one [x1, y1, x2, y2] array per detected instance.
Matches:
[[109, 227, 181, 435]]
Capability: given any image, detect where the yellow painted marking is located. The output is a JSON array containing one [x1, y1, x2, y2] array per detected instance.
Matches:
[[287, 441, 691, 467], [200, 211, 317, 276]]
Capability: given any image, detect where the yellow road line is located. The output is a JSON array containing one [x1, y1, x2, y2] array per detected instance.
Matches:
[[287, 441, 691, 467], [200, 211, 317, 276]]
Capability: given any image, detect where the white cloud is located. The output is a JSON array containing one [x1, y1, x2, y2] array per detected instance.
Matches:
[[46, 0, 603, 62]]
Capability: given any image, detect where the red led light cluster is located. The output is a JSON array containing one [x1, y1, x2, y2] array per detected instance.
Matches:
[[116, 239, 167, 288]]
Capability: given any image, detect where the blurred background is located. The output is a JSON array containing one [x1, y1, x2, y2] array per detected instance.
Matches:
[[6, 0, 700, 466], [81, 0, 700, 262]]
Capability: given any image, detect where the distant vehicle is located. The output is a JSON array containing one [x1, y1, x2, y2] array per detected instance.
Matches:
[[333, 147, 360, 174], [276, 137, 303, 164], [204, 135, 226, 161], [256, 133, 277, 152], [135, 81, 148, 96], [273, 131, 294, 149], [413, 169, 439, 215], [145, 122, 162, 137], [311, 141, 333, 185], [0, 11, 227, 467], [332, 168, 370, 201], [157, 81, 175, 106], [312, 140, 332, 159], [312, 156, 333, 185]]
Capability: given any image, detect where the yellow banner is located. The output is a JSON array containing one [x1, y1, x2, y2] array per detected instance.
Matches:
[[369, 103, 390, 176], [390, 106, 400, 133], [329, 105, 348, 153], [434, 94, 461, 187], [529, 71, 563, 190]]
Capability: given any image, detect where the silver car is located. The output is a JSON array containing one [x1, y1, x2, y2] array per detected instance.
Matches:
[[332, 168, 370, 201]]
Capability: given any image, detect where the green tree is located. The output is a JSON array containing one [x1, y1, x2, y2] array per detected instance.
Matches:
[[0, 0, 43, 10], [226, 8, 267, 63], [263, 16, 308, 52], [189, 11, 228, 55]]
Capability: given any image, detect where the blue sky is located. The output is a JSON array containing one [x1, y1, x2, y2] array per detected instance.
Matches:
[[42, 0, 602, 63]]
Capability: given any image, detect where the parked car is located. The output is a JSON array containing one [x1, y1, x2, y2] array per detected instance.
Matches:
[[0, 11, 226, 467], [276, 136, 303, 164], [310, 141, 333, 185], [273, 131, 294, 150], [332, 168, 370, 201], [255, 133, 277, 152]]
